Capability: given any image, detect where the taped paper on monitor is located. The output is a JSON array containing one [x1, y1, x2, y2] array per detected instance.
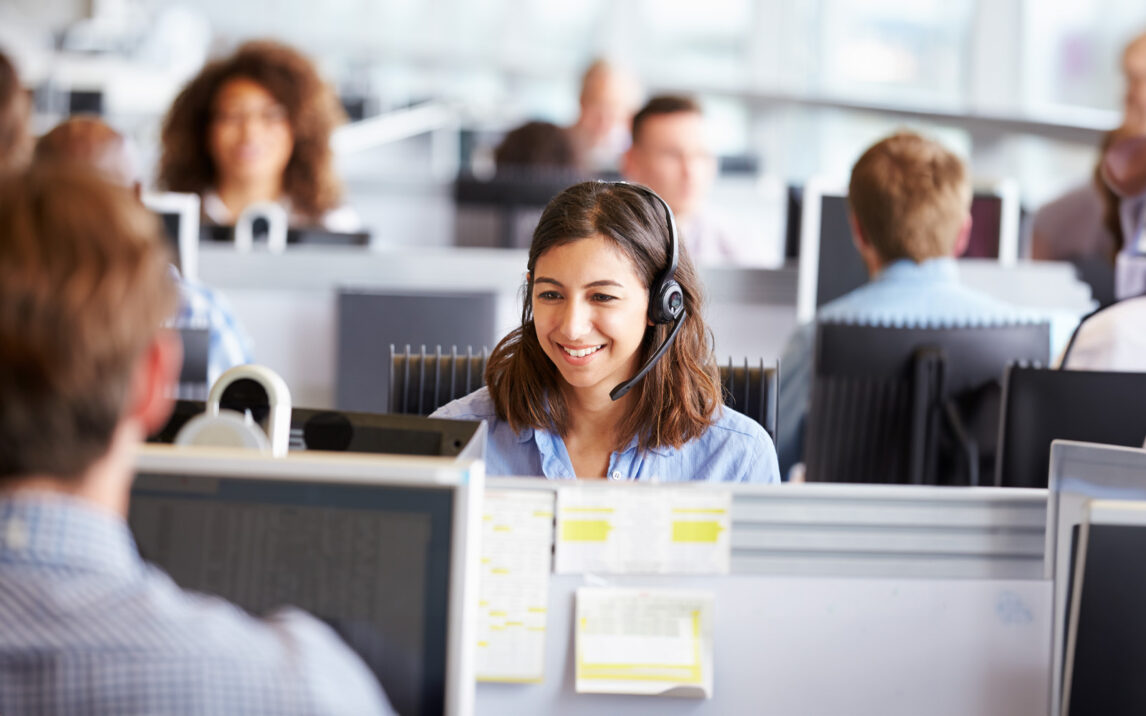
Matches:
[[555, 486, 731, 574], [575, 587, 714, 698], [475, 489, 554, 683]]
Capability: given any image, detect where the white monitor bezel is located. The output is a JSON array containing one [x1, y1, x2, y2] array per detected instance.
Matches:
[[142, 191, 201, 283], [132, 443, 482, 716]]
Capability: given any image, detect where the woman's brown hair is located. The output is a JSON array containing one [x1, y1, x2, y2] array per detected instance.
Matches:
[[157, 40, 346, 222], [484, 181, 723, 452]]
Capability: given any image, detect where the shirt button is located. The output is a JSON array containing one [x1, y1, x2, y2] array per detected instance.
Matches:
[[611, 471, 622, 480]]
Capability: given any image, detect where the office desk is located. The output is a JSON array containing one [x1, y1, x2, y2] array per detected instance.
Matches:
[[476, 482, 1051, 716]]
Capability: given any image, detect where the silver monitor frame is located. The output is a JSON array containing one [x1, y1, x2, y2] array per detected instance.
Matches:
[[796, 176, 1021, 324], [1045, 439, 1146, 716], [142, 191, 201, 283], [132, 444, 482, 716]]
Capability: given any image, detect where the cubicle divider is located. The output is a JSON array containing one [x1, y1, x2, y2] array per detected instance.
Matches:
[[476, 479, 1051, 716]]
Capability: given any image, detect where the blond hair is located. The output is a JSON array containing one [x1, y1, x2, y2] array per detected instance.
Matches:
[[848, 131, 971, 262]]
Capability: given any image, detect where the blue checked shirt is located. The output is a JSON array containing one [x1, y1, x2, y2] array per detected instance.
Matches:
[[432, 386, 780, 482], [172, 276, 254, 386], [0, 493, 393, 715]]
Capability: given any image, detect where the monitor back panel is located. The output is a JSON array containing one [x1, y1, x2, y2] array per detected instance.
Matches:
[[998, 368, 1146, 488]]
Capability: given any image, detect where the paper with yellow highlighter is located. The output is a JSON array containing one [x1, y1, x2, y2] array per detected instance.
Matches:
[[475, 489, 555, 682], [555, 486, 732, 574], [575, 587, 715, 697]]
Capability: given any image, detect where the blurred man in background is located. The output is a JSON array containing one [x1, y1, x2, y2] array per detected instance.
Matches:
[[568, 58, 640, 172], [622, 94, 743, 264]]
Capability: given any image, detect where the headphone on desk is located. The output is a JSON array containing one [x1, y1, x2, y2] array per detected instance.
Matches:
[[606, 182, 687, 401]]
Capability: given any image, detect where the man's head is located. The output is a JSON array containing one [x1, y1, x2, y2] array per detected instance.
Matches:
[[35, 116, 139, 190], [621, 95, 716, 220], [1122, 32, 1146, 133], [847, 131, 972, 272], [0, 165, 179, 489], [573, 59, 640, 155]]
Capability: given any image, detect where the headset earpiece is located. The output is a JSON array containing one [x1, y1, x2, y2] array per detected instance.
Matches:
[[651, 278, 684, 324], [607, 181, 688, 401]]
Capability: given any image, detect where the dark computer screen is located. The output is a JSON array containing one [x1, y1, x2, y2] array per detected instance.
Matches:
[[996, 368, 1146, 488], [129, 474, 455, 716], [813, 192, 1008, 309], [1064, 521, 1146, 715], [156, 211, 184, 274]]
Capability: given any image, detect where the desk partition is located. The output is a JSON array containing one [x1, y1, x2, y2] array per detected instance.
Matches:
[[476, 480, 1051, 716]]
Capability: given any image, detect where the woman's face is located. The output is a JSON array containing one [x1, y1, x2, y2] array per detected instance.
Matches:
[[208, 77, 294, 189], [531, 235, 651, 398]]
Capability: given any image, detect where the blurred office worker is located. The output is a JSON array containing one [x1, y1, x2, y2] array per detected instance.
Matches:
[[0, 50, 30, 173], [777, 132, 1027, 476], [622, 95, 743, 265], [494, 120, 579, 173], [0, 165, 392, 715], [158, 40, 360, 231], [1030, 31, 1146, 279], [434, 181, 779, 482], [568, 58, 641, 172], [35, 116, 254, 385]]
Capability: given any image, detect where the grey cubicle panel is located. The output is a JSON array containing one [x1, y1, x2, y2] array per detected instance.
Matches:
[[477, 480, 1051, 716], [335, 288, 498, 413]]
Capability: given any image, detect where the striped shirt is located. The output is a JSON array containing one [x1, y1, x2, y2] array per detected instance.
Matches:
[[0, 492, 392, 715]]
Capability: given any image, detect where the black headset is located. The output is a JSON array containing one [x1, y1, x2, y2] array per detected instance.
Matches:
[[608, 182, 687, 401]]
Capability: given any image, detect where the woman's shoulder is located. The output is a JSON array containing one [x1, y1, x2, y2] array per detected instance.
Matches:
[[430, 386, 498, 421], [706, 406, 771, 443]]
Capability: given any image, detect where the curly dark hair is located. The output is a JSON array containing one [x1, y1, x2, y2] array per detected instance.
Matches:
[[158, 40, 346, 222]]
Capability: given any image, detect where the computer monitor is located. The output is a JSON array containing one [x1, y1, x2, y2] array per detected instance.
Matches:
[[996, 367, 1146, 488], [806, 320, 1049, 485], [1061, 499, 1146, 715], [1045, 440, 1146, 716], [143, 191, 201, 282], [149, 400, 485, 459], [336, 289, 498, 413], [200, 224, 371, 247], [795, 177, 1021, 322], [130, 445, 481, 716]]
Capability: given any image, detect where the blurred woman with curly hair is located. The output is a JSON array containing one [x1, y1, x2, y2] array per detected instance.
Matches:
[[158, 40, 359, 231]]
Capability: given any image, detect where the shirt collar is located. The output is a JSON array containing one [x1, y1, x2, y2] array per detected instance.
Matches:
[[0, 493, 142, 578], [873, 257, 959, 284]]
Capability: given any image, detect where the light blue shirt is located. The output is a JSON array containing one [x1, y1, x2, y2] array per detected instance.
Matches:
[[432, 386, 780, 483], [776, 257, 1036, 476], [0, 493, 392, 716]]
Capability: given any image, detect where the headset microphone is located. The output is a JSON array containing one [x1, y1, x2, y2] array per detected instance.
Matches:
[[609, 183, 686, 401]]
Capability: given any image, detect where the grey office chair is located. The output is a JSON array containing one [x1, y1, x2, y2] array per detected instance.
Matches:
[[389, 344, 780, 442], [389, 345, 491, 415]]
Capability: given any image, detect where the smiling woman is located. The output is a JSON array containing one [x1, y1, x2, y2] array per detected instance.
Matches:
[[158, 40, 359, 231], [432, 181, 779, 482]]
